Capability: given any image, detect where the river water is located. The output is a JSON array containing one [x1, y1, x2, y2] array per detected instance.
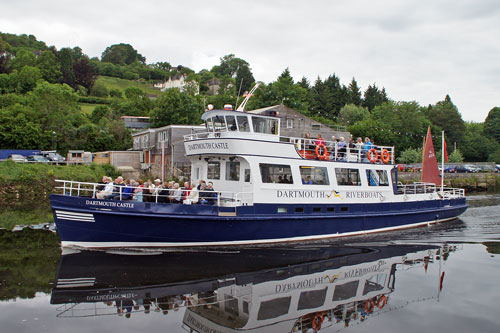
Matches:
[[1, 194, 499, 333]]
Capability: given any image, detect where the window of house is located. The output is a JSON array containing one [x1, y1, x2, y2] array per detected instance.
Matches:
[[335, 168, 361, 186], [237, 116, 250, 132], [311, 124, 321, 131], [366, 169, 390, 186], [207, 161, 220, 180], [226, 115, 237, 131], [260, 163, 293, 184], [286, 118, 294, 129], [300, 166, 329, 185], [226, 161, 240, 181]]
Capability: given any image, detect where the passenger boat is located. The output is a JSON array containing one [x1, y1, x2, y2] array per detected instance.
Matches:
[[49, 101, 467, 248], [50, 244, 453, 331]]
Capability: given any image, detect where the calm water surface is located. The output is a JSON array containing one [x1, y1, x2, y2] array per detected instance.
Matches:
[[1, 194, 499, 333]]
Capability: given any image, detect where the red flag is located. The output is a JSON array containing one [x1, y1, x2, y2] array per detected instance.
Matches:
[[422, 126, 441, 185], [443, 135, 448, 163]]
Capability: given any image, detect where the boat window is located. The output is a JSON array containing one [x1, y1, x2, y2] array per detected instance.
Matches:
[[335, 168, 361, 186], [363, 274, 387, 295], [297, 287, 328, 310], [333, 281, 359, 301], [366, 169, 390, 186], [205, 117, 214, 132], [207, 161, 220, 180], [252, 116, 278, 135], [277, 207, 288, 213], [313, 207, 322, 212], [244, 169, 251, 182], [300, 166, 329, 185], [259, 163, 293, 184], [243, 301, 249, 314], [226, 115, 237, 131], [225, 161, 240, 181], [295, 207, 304, 213], [213, 115, 227, 132], [237, 116, 250, 132], [224, 295, 239, 316], [257, 296, 291, 320], [327, 207, 335, 212]]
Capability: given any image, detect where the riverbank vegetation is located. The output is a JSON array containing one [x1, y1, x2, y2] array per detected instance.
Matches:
[[1, 32, 499, 162], [0, 161, 119, 229]]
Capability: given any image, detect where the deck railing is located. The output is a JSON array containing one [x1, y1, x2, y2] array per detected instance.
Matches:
[[397, 182, 465, 198], [54, 180, 254, 207], [184, 131, 395, 164]]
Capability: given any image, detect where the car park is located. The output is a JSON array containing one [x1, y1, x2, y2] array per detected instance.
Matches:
[[41, 151, 66, 163], [8, 154, 27, 163], [454, 165, 478, 173]]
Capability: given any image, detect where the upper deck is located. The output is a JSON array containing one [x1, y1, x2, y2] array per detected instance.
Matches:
[[185, 109, 395, 165]]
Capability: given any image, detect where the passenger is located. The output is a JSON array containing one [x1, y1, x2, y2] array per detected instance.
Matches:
[[304, 132, 314, 151], [315, 133, 325, 146], [153, 179, 165, 202], [197, 179, 206, 190], [363, 137, 374, 162], [96, 177, 113, 199], [204, 182, 217, 205], [142, 181, 151, 202], [199, 183, 208, 205], [121, 179, 134, 200], [184, 183, 199, 204], [338, 137, 347, 160], [132, 181, 143, 202], [96, 175, 108, 192], [182, 181, 191, 201], [169, 183, 183, 203], [355, 137, 364, 159], [105, 176, 124, 199]]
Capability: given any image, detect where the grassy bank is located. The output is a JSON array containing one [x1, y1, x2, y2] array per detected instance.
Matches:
[[0, 160, 120, 229]]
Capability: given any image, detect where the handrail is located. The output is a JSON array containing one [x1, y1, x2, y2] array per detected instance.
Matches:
[[396, 182, 465, 198], [54, 180, 254, 207]]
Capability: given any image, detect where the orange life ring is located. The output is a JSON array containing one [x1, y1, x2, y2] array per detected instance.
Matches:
[[311, 312, 325, 331], [381, 149, 390, 164], [377, 295, 387, 309], [368, 149, 378, 163], [315, 144, 327, 160], [364, 299, 375, 313]]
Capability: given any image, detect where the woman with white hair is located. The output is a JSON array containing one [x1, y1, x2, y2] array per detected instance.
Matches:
[[96, 177, 113, 199]]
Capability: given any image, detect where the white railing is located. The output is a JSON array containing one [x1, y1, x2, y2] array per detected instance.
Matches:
[[54, 180, 254, 207], [184, 131, 396, 164], [397, 182, 465, 198]]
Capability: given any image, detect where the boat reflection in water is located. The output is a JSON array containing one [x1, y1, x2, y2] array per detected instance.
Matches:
[[51, 244, 458, 331]]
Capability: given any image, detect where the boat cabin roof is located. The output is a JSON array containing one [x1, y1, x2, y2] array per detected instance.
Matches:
[[201, 109, 280, 137]]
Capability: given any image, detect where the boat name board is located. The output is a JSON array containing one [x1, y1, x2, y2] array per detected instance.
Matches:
[[85, 199, 135, 209], [185, 312, 225, 333], [186, 142, 229, 152], [276, 189, 384, 200], [86, 292, 138, 302], [274, 260, 387, 294]]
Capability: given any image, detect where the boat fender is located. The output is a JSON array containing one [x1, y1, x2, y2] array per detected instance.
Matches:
[[312, 312, 325, 331], [381, 149, 391, 163], [364, 299, 375, 313], [368, 149, 378, 163], [315, 144, 327, 160], [377, 295, 387, 309]]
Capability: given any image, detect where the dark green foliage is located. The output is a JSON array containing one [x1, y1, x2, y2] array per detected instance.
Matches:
[[101, 43, 145, 65], [151, 88, 203, 127], [425, 95, 466, 149], [484, 107, 500, 143], [362, 84, 388, 111], [461, 122, 497, 162]]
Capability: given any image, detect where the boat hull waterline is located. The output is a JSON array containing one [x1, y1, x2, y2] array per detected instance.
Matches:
[[50, 194, 467, 248]]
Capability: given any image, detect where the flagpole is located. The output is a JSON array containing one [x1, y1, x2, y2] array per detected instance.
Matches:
[[441, 131, 444, 195]]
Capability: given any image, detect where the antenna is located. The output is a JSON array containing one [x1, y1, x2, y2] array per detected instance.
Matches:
[[235, 78, 244, 108], [236, 83, 260, 112]]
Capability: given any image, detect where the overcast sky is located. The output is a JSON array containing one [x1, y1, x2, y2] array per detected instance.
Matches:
[[2, 0, 499, 122]]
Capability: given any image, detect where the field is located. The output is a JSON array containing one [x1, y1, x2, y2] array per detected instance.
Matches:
[[96, 76, 160, 96]]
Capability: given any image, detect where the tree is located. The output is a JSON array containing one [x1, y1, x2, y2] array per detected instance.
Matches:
[[15, 66, 42, 94], [58, 48, 76, 89], [347, 78, 362, 106], [397, 148, 423, 164], [484, 107, 500, 143], [101, 43, 145, 65], [461, 122, 497, 162], [362, 83, 388, 111], [309, 74, 348, 120], [73, 57, 96, 92], [151, 89, 203, 127], [338, 104, 370, 126], [448, 149, 464, 163], [8, 49, 36, 72], [35, 51, 62, 83], [426, 95, 466, 148]]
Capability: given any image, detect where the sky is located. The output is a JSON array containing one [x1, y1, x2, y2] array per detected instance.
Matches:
[[1, 0, 499, 122]]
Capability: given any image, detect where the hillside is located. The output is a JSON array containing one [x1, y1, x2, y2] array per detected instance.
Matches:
[[96, 76, 160, 96]]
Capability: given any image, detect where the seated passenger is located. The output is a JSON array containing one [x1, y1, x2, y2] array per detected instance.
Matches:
[[205, 182, 217, 205], [337, 137, 347, 160], [169, 183, 183, 203], [121, 179, 134, 200], [96, 177, 113, 199], [184, 183, 199, 204], [132, 181, 143, 202]]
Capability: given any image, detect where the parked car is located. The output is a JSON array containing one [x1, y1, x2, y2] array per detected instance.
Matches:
[[454, 165, 478, 173], [8, 154, 27, 163], [41, 151, 66, 162], [495, 165, 500, 173], [26, 155, 50, 163], [444, 166, 456, 173]]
